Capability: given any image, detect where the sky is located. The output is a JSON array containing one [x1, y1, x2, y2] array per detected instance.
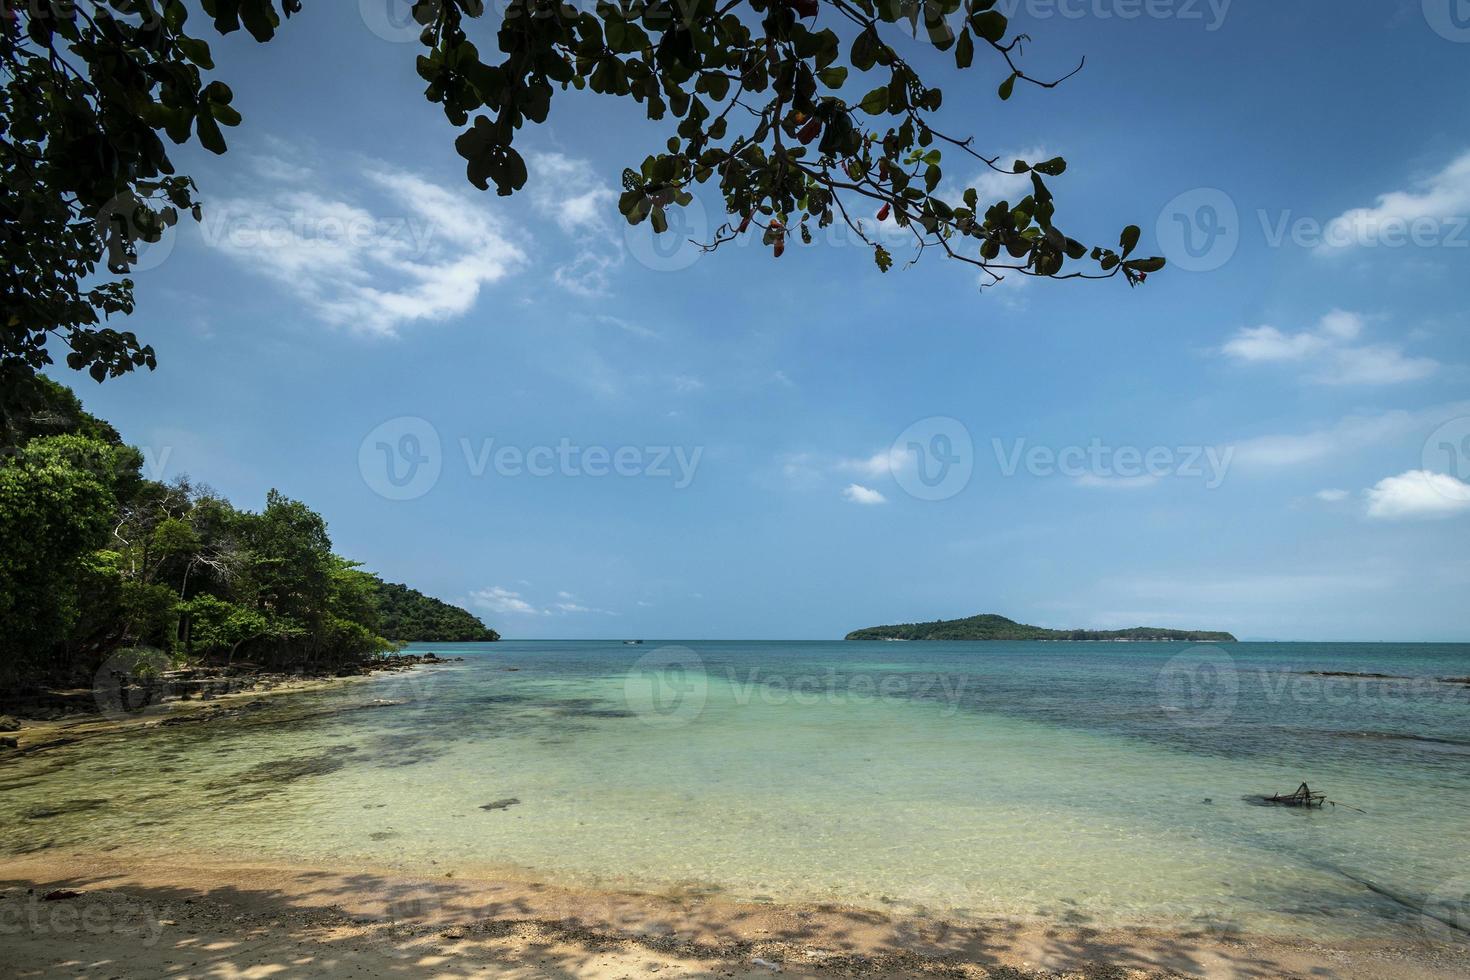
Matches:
[[56, 0, 1470, 642]]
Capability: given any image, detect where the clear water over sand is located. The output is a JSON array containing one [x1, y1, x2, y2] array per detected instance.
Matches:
[[5, 641, 1469, 940]]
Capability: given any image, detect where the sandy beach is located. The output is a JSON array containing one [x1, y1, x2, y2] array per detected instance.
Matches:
[[3, 853, 1467, 979]]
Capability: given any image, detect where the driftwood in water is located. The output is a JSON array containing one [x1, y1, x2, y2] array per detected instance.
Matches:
[[1268, 782, 1326, 807], [1244, 781, 1365, 812]]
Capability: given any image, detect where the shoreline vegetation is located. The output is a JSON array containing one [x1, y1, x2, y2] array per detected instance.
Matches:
[[846, 613, 1238, 643], [0, 380, 496, 725], [2, 853, 1466, 980]]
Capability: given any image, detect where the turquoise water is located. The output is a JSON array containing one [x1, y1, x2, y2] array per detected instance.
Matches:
[[4, 640, 1469, 940]]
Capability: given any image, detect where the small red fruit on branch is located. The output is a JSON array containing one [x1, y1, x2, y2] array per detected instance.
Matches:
[[876, 202, 891, 222]]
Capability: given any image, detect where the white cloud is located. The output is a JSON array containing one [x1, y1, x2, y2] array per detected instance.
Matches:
[[839, 450, 896, 479], [208, 166, 524, 336], [1074, 474, 1159, 490], [471, 586, 543, 616], [528, 152, 616, 235], [249, 154, 304, 183], [554, 601, 618, 615], [1116, 570, 1396, 605], [1318, 309, 1364, 341], [1320, 151, 1470, 251], [1220, 325, 1330, 363], [1363, 471, 1470, 520], [593, 314, 658, 339], [782, 447, 904, 487], [1218, 310, 1436, 386], [672, 374, 705, 393], [1315, 488, 1350, 502], [528, 152, 621, 296], [842, 483, 887, 505], [474, 585, 619, 615], [1230, 402, 1470, 469], [984, 268, 1032, 310], [967, 147, 1051, 203], [1326, 345, 1438, 385]]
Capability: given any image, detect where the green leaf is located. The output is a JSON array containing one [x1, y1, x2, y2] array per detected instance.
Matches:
[[955, 31, 974, 70], [970, 10, 1008, 44], [859, 86, 889, 114], [998, 72, 1017, 101], [1119, 225, 1141, 256], [177, 37, 215, 70], [195, 111, 227, 154], [818, 66, 848, 88]]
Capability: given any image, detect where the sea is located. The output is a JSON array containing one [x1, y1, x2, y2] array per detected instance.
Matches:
[[4, 639, 1469, 940]]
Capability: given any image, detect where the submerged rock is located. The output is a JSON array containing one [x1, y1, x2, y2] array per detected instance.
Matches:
[[478, 798, 521, 811], [23, 798, 108, 820]]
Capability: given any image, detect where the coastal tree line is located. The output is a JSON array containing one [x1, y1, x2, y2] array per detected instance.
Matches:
[[0, 380, 496, 693]]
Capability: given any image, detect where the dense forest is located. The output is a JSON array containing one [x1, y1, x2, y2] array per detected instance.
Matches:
[[845, 613, 1237, 643], [374, 581, 499, 643], [0, 380, 496, 694]]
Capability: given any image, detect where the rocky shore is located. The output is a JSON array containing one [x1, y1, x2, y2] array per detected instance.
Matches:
[[0, 652, 461, 755]]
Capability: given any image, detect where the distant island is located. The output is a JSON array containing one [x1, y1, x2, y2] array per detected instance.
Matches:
[[374, 581, 500, 643], [845, 613, 1236, 643]]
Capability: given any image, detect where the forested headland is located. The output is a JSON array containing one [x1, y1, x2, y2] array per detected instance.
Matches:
[[374, 581, 499, 643], [845, 613, 1237, 643], [0, 380, 496, 698]]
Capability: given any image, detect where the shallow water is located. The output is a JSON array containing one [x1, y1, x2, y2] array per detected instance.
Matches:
[[4, 640, 1469, 940]]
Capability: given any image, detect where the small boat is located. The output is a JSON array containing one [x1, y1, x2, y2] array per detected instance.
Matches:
[[623, 639, 644, 645]]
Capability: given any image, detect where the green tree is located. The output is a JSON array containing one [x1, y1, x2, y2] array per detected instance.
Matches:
[[2, 1, 1163, 416], [0, 434, 138, 684]]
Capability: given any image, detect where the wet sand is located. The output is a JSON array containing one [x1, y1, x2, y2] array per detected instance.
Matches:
[[3, 853, 1467, 979]]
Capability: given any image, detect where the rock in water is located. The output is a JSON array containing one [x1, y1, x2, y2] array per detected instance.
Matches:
[[479, 798, 521, 811]]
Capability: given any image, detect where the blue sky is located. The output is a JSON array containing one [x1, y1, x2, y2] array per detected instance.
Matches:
[[59, 1, 1470, 641]]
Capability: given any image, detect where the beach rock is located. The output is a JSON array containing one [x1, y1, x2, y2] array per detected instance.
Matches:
[[0, 736, 16, 750], [479, 798, 521, 811], [41, 889, 82, 901], [22, 798, 108, 820], [0, 715, 20, 732], [751, 957, 782, 972]]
